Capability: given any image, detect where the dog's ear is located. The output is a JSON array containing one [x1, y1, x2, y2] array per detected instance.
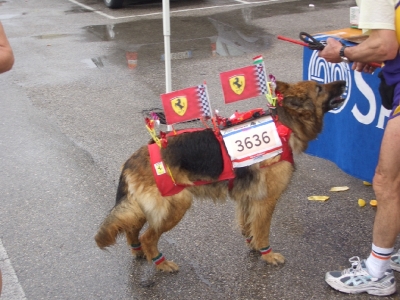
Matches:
[[283, 96, 314, 119], [275, 81, 290, 94], [283, 96, 302, 110]]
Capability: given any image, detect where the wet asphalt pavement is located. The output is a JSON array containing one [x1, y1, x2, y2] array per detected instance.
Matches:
[[1, 0, 400, 299]]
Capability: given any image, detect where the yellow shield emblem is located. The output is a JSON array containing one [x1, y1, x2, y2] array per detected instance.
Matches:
[[229, 75, 245, 95], [171, 96, 187, 116], [154, 162, 166, 175], [393, 105, 400, 117]]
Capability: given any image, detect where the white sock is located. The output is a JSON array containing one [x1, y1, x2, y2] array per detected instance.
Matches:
[[365, 243, 393, 278]]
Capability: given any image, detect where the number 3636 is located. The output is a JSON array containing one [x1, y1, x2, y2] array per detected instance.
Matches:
[[235, 131, 271, 152]]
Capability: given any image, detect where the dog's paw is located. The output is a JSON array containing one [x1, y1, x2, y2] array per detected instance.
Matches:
[[131, 249, 145, 259], [246, 242, 257, 251], [156, 260, 179, 272], [260, 251, 285, 265]]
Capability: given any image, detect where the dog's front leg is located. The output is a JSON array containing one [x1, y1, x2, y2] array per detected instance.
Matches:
[[140, 227, 180, 272], [248, 198, 285, 265]]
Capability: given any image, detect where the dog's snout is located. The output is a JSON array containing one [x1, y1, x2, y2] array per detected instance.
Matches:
[[338, 80, 347, 91], [329, 80, 347, 95]]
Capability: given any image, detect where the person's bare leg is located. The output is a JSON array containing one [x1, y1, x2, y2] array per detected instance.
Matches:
[[324, 116, 400, 296], [372, 116, 400, 248]]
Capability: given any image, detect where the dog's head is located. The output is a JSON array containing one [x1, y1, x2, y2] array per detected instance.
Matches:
[[275, 80, 346, 153]]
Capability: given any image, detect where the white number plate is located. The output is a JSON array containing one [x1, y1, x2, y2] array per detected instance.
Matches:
[[221, 115, 283, 168]]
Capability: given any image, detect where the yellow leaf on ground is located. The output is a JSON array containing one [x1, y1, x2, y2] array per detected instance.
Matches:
[[370, 200, 378, 207], [358, 199, 366, 207], [363, 181, 372, 186], [308, 196, 330, 201], [330, 186, 350, 192]]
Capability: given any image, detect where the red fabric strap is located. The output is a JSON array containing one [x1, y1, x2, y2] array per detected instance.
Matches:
[[149, 122, 292, 196], [149, 129, 235, 196], [259, 120, 293, 167]]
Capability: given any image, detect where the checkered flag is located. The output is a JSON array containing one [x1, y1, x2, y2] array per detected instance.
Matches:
[[220, 58, 269, 103], [255, 63, 268, 95], [197, 84, 212, 118], [161, 83, 214, 124]]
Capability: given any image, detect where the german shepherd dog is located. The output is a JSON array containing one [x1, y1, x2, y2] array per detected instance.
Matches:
[[95, 80, 346, 272]]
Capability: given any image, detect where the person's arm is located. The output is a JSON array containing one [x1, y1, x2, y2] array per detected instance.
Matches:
[[0, 22, 14, 73], [318, 29, 398, 65]]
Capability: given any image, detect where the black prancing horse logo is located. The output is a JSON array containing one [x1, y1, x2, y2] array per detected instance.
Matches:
[[174, 98, 184, 110], [233, 77, 242, 89]]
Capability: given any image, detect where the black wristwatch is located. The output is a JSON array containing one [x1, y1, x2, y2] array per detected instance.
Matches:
[[339, 45, 349, 62]]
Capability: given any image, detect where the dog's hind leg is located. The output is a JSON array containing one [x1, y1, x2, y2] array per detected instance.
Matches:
[[236, 201, 253, 247], [139, 192, 192, 272], [125, 208, 147, 258]]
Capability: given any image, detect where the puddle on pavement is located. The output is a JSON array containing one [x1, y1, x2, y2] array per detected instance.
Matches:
[[65, 6, 93, 14], [81, 8, 274, 70], [78, 0, 348, 69], [81, 57, 105, 68], [79, 0, 346, 70]]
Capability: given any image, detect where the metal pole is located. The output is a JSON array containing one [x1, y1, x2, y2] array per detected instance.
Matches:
[[162, 0, 172, 130], [162, 0, 172, 93]]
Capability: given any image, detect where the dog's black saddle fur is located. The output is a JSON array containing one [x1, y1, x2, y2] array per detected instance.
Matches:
[[162, 129, 254, 182]]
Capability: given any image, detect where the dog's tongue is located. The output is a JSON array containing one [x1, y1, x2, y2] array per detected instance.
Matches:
[[332, 96, 345, 105]]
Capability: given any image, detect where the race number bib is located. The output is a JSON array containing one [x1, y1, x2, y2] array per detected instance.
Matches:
[[221, 115, 283, 168]]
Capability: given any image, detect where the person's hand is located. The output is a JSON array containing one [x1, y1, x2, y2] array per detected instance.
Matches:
[[318, 37, 343, 63], [352, 61, 377, 74]]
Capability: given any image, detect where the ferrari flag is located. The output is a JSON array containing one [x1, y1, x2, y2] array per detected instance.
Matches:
[[220, 63, 268, 103], [161, 84, 212, 125]]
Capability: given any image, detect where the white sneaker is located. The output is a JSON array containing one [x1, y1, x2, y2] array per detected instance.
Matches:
[[391, 249, 400, 272], [325, 256, 396, 296]]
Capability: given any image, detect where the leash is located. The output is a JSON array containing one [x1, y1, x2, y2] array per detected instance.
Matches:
[[277, 32, 381, 68], [299, 32, 326, 50], [277, 32, 324, 50]]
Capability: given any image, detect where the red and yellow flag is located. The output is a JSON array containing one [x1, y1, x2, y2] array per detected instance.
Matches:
[[220, 63, 267, 103], [161, 84, 211, 125]]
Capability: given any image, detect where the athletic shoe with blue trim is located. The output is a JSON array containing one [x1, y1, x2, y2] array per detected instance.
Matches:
[[325, 256, 396, 296], [391, 249, 400, 272]]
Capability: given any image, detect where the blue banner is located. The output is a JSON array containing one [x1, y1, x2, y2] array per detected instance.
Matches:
[[303, 39, 390, 182]]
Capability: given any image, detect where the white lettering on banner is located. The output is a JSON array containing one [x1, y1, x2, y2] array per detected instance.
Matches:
[[221, 116, 282, 168], [308, 50, 351, 113], [352, 71, 376, 125], [308, 49, 390, 129]]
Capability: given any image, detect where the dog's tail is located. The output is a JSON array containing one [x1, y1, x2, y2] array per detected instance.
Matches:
[[95, 174, 143, 249], [94, 208, 123, 249], [95, 199, 147, 249]]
